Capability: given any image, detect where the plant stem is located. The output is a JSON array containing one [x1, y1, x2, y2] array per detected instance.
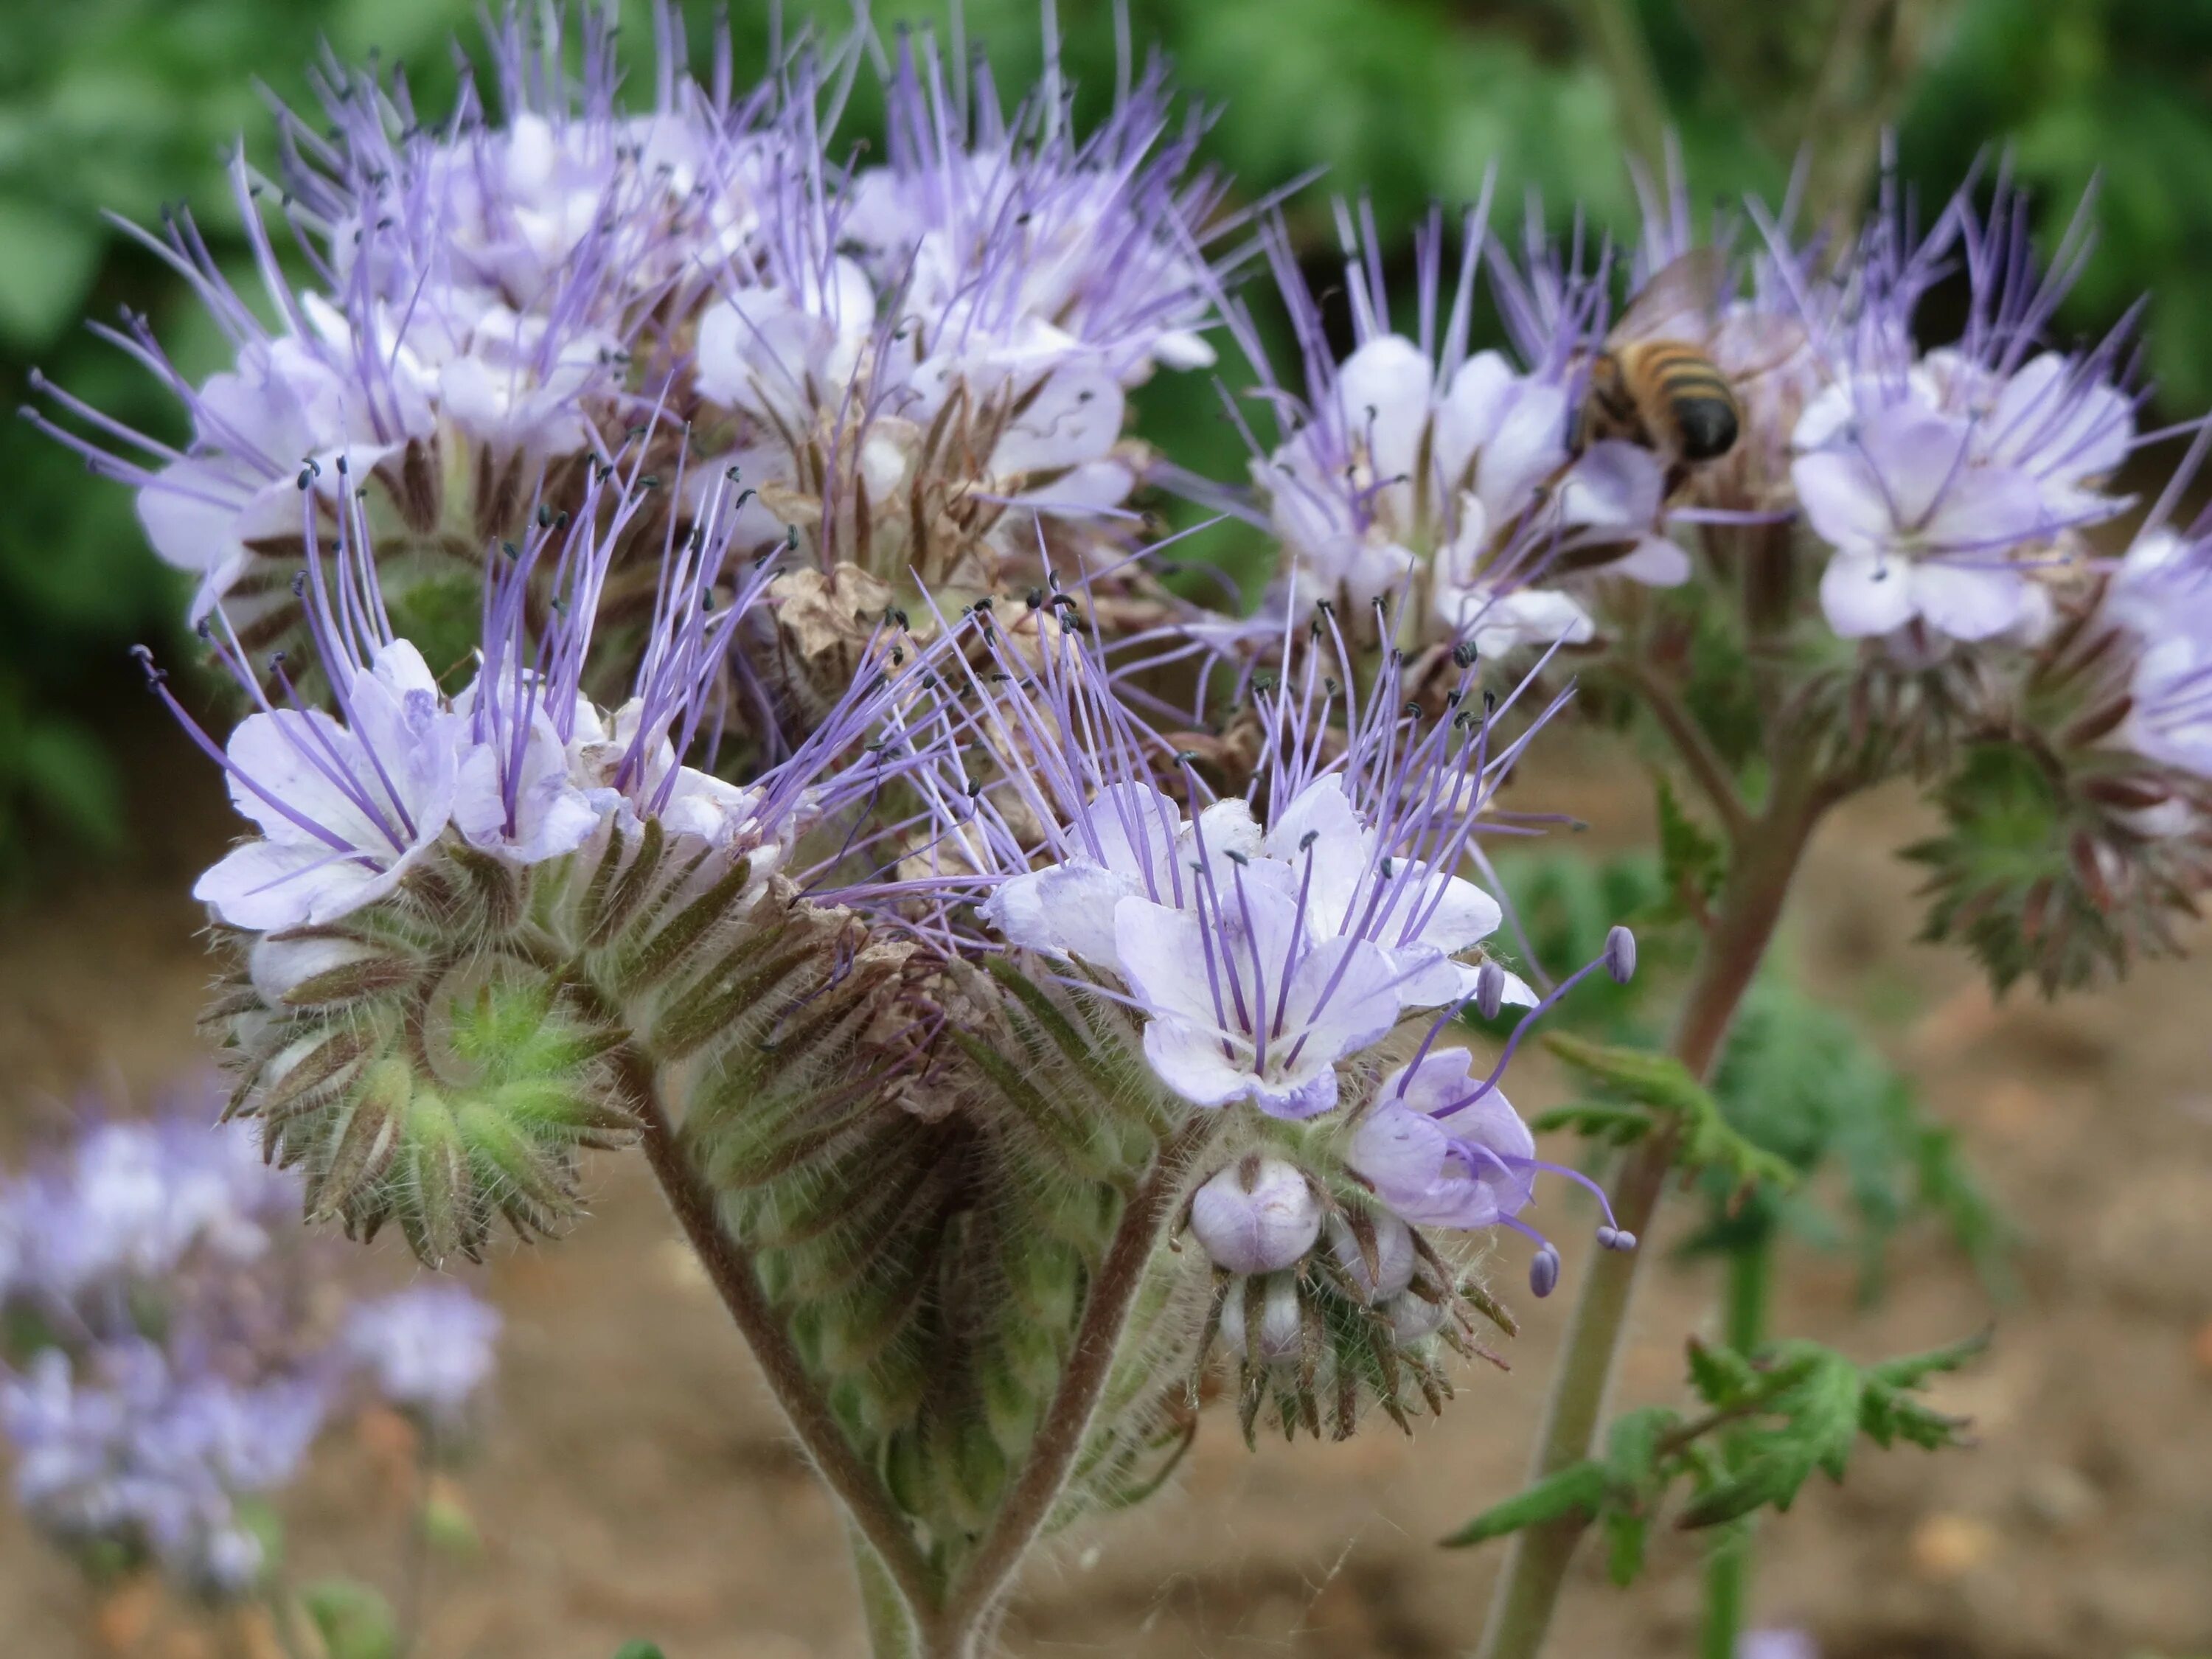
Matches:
[[620, 1047, 942, 1627], [1701, 1231, 1775, 1659], [1613, 661, 1750, 844], [938, 1123, 1207, 1641], [1474, 773, 1827, 1659], [852, 1528, 922, 1659]]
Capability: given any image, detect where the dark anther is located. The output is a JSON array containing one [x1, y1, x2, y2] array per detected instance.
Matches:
[[1298, 830, 1319, 852], [291, 573, 307, 596], [1378, 856, 1395, 879], [1452, 640, 1479, 668], [1223, 849, 1249, 866], [1026, 588, 1045, 609], [537, 503, 554, 526], [1403, 700, 1422, 718], [1175, 750, 1201, 766]]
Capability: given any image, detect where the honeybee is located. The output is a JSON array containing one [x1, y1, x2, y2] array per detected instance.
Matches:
[[1576, 248, 1743, 472]]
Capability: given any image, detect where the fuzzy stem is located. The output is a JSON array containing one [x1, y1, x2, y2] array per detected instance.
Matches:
[[1701, 1231, 1774, 1659], [1613, 660, 1750, 844], [1474, 771, 1827, 1659], [620, 1047, 942, 1628], [937, 1121, 1209, 1640], [852, 1528, 923, 1659]]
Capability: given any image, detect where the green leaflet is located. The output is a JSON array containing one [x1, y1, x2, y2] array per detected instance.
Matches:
[[1440, 1332, 1982, 1569], [1540, 1032, 1798, 1194], [1439, 1461, 1610, 1548]]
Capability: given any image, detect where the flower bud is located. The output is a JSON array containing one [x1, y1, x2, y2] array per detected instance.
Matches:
[[1385, 1289, 1447, 1346], [1217, 1273, 1303, 1364], [1604, 925, 1638, 985], [248, 931, 393, 1006], [1326, 1209, 1416, 1303], [1189, 1155, 1321, 1275]]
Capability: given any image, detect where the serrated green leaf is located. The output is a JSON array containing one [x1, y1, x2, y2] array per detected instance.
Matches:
[[1528, 1104, 1652, 1143], [1603, 1505, 1649, 1585], [1686, 1336, 1761, 1408], [1604, 1405, 1680, 1495], [1542, 1033, 1797, 1192], [1439, 1460, 1609, 1548], [1867, 1329, 1991, 1392]]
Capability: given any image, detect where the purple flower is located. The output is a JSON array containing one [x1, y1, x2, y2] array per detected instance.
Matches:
[[945, 600, 1544, 1118], [1196, 201, 1679, 653], [2109, 524, 2212, 780], [1350, 1049, 1537, 1230], [344, 1284, 501, 1430], [844, 25, 1228, 389], [1346, 917, 1642, 1295], [1, 1345, 327, 1596], [1113, 856, 1402, 1117], [0, 1113, 296, 1301], [0, 1097, 337, 1598], [190, 635, 460, 931], [1790, 173, 2138, 645], [143, 443, 949, 934]]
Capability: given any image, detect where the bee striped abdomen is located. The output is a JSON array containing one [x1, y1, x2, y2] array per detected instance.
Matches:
[[1632, 342, 1739, 462]]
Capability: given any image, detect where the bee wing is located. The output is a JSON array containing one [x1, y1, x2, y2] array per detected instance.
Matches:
[[1609, 248, 1728, 347], [1714, 311, 1810, 384]]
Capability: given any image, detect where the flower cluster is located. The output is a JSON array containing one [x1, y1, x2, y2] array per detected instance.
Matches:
[[0, 1093, 500, 1596], [933, 602, 1635, 1332], [29, 5, 1231, 736], [1196, 199, 1684, 656], [1787, 175, 2140, 648]]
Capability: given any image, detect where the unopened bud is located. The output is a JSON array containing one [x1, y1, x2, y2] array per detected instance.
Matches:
[[1604, 925, 1637, 984], [1528, 1242, 1562, 1298], [1475, 959, 1506, 1020], [1596, 1225, 1638, 1253], [1189, 1156, 1321, 1275], [1217, 1273, 1303, 1364], [1385, 1290, 1447, 1346], [249, 931, 388, 1006], [1326, 1210, 1416, 1303]]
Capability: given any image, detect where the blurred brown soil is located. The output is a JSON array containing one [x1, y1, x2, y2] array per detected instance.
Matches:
[[3, 723, 2210, 1659]]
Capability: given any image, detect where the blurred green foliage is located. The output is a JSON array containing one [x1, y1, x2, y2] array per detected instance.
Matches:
[[4, 0, 2208, 877]]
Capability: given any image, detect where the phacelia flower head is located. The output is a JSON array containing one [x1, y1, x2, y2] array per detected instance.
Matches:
[[1789, 170, 2140, 647], [145, 437, 860, 935], [1198, 195, 1683, 659], [844, 21, 1228, 390], [939, 591, 1551, 1119]]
